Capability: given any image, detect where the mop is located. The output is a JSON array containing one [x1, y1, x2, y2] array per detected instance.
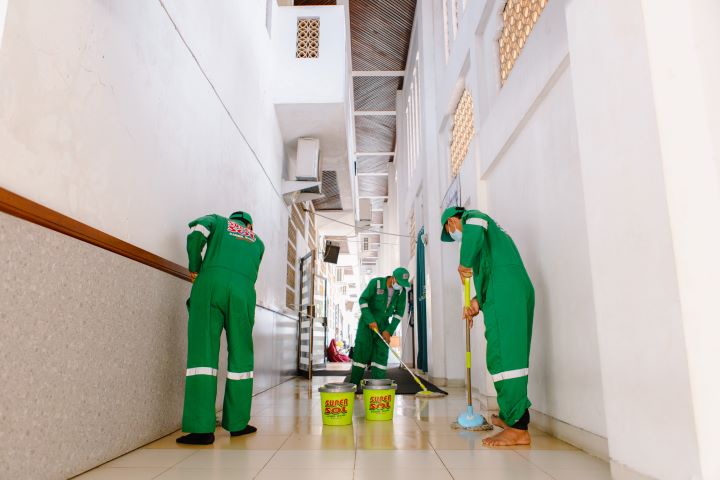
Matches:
[[451, 278, 493, 431], [371, 328, 445, 398]]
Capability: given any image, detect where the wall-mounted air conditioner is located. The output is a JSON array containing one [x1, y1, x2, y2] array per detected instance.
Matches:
[[296, 137, 320, 180], [357, 198, 372, 227]]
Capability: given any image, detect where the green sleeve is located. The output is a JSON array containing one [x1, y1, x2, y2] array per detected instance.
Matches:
[[459, 222, 486, 269], [187, 215, 217, 273], [386, 288, 407, 335], [358, 280, 376, 326]]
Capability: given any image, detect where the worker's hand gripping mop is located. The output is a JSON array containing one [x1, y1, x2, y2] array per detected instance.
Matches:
[[453, 278, 493, 430], [372, 327, 445, 398]]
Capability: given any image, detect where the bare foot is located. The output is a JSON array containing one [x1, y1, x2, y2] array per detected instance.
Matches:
[[491, 414, 509, 429], [482, 427, 531, 447]]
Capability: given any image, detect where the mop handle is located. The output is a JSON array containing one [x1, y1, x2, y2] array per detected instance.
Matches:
[[372, 327, 429, 392], [464, 278, 473, 408]]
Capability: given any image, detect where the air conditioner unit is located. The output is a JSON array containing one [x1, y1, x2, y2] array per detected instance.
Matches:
[[296, 137, 320, 181], [357, 198, 372, 227]]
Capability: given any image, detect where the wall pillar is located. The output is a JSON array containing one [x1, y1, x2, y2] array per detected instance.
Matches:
[[566, 0, 702, 478]]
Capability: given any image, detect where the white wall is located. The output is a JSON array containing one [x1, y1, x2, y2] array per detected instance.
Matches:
[[0, 0, 7, 49], [485, 67, 605, 436], [273, 5, 347, 105], [640, 2, 720, 477], [393, 0, 609, 436], [0, 0, 289, 310], [565, 1, 701, 477], [0, 1, 301, 476]]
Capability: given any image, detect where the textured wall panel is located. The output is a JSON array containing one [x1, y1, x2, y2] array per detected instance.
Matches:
[[0, 213, 296, 479]]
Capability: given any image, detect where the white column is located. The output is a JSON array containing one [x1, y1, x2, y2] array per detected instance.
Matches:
[[566, 0, 702, 478], [640, 1, 720, 479], [0, 0, 8, 50]]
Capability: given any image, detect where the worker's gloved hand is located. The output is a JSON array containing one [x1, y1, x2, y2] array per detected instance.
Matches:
[[458, 265, 473, 284], [190, 272, 198, 283], [368, 322, 378, 332], [382, 331, 391, 343]]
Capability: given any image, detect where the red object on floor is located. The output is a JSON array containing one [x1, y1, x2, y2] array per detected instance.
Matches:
[[327, 338, 350, 362]]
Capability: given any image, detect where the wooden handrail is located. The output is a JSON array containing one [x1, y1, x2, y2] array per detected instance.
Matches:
[[0, 187, 191, 282]]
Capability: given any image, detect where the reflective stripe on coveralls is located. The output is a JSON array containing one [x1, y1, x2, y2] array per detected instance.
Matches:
[[352, 361, 367, 368], [491, 368, 529, 383], [227, 371, 254, 380], [191, 224, 211, 238], [186, 367, 218, 377], [371, 362, 387, 370]]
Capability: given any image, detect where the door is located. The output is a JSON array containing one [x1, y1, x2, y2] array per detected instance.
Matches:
[[296, 251, 328, 379]]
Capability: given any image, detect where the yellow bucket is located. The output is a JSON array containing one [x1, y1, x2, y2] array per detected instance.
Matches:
[[362, 379, 397, 421], [319, 382, 356, 426]]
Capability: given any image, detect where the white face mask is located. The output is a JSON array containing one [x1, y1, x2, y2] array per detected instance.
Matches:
[[450, 230, 462, 242], [392, 282, 402, 291]]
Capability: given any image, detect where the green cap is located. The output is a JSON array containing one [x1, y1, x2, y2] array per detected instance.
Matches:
[[440, 206, 464, 242], [393, 267, 411, 288], [230, 211, 253, 226]]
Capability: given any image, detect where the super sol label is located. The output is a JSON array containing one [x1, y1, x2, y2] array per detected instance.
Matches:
[[369, 395, 392, 413], [324, 398, 349, 417]]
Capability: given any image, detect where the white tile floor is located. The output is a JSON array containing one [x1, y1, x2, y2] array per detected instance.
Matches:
[[74, 376, 611, 479]]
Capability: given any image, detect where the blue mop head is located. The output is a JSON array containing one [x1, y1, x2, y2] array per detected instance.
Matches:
[[456, 406, 490, 430]]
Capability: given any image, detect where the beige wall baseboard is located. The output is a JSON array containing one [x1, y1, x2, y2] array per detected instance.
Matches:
[[429, 376, 466, 388], [472, 388, 499, 410], [611, 461, 656, 480], [529, 408, 609, 461], [470, 390, 610, 462]]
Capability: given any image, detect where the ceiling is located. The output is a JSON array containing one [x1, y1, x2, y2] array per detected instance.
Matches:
[[349, 0, 417, 268], [291, 0, 417, 272]]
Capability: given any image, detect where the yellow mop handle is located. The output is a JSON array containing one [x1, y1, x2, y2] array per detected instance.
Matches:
[[464, 277, 471, 306], [463, 278, 473, 407], [464, 278, 471, 368], [372, 326, 430, 392]]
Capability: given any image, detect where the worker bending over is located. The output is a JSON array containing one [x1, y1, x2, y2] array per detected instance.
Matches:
[[177, 211, 264, 445], [350, 267, 411, 389], [441, 207, 534, 447]]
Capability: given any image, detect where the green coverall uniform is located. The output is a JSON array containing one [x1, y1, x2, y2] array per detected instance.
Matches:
[[182, 212, 264, 433], [442, 208, 534, 427], [350, 276, 407, 387]]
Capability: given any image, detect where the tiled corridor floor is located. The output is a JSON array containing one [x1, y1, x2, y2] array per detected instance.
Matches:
[[75, 376, 611, 479]]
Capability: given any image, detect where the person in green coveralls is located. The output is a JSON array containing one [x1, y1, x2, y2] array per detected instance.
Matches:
[[441, 206, 534, 447], [349, 267, 411, 390], [176, 211, 264, 445]]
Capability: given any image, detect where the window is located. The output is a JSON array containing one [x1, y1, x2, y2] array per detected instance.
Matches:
[[452, 0, 462, 36], [450, 89, 475, 178], [499, 0, 548, 84], [405, 53, 421, 186], [409, 210, 417, 259], [442, 0, 450, 61], [286, 216, 297, 309], [296, 17, 320, 58], [265, 0, 273, 35]]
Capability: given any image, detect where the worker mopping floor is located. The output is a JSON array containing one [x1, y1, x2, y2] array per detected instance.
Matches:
[[452, 278, 493, 431]]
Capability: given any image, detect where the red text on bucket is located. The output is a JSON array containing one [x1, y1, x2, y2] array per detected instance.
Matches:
[[325, 398, 349, 415]]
